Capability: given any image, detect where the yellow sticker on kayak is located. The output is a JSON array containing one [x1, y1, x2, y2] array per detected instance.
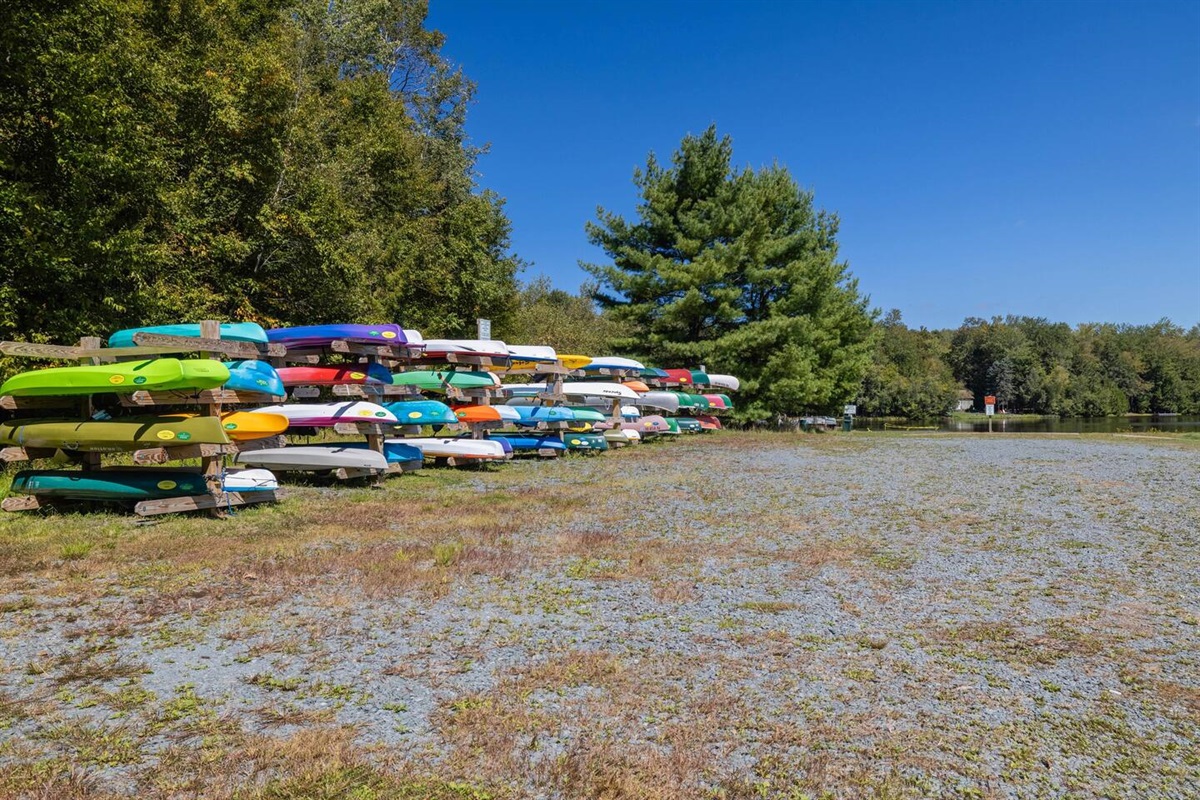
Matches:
[[109, 375, 125, 385], [157, 430, 176, 440], [382, 330, 397, 339], [357, 409, 372, 416], [407, 411, 422, 419], [157, 480, 177, 490], [349, 372, 365, 380]]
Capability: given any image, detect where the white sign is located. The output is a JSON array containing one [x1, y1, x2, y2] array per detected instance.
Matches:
[[844, 404, 857, 416], [985, 404, 995, 416], [477, 318, 491, 339]]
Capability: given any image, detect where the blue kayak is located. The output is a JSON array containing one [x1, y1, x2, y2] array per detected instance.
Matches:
[[511, 405, 576, 425], [338, 441, 424, 466], [108, 322, 268, 348], [224, 360, 285, 396], [486, 433, 567, 452], [266, 324, 406, 347], [384, 400, 458, 425]]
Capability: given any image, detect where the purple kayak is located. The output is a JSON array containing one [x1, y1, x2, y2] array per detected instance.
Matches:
[[266, 324, 406, 347]]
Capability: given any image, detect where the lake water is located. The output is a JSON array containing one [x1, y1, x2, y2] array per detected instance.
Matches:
[[858, 415, 1200, 434]]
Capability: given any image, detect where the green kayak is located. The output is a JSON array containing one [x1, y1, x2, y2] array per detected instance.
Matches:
[[0, 416, 231, 452], [563, 432, 609, 451], [389, 370, 497, 392], [0, 359, 230, 397], [566, 407, 607, 422], [10, 469, 208, 500]]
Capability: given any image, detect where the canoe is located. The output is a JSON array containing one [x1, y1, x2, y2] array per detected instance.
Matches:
[[276, 363, 393, 387], [166, 412, 289, 441], [420, 339, 510, 359], [248, 402, 397, 427], [636, 391, 681, 413], [675, 417, 702, 433], [717, 394, 734, 408], [663, 418, 682, 434], [1, 359, 230, 397], [662, 369, 693, 385], [108, 322, 268, 348], [673, 392, 699, 409], [224, 360, 285, 396], [630, 414, 669, 432], [384, 400, 458, 425], [223, 469, 280, 492], [622, 380, 650, 393], [689, 370, 711, 386], [266, 324, 406, 347], [394, 438, 507, 461], [391, 371, 499, 392], [696, 414, 723, 431], [559, 382, 640, 400], [562, 432, 608, 451], [707, 374, 740, 391], [10, 468, 210, 500], [582, 356, 645, 372], [486, 433, 567, 453], [324, 441, 424, 466], [234, 446, 388, 473], [510, 405, 576, 425], [639, 367, 669, 380], [1, 416, 231, 452], [701, 394, 728, 410]]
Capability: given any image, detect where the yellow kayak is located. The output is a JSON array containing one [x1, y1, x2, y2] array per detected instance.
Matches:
[[488, 354, 593, 372], [169, 411, 289, 441]]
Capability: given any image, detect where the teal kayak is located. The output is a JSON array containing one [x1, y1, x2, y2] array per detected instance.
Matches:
[[108, 322, 268, 348], [224, 360, 285, 396], [384, 399, 458, 425], [10, 469, 208, 500], [390, 371, 497, 392], [562, 432, 609, 451]]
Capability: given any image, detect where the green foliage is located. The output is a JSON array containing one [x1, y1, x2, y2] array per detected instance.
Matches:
[[0, 0, 518, 345], [584, 126, 875, 418], [858, 310, 961, 419], [497, 277, 628, 354]]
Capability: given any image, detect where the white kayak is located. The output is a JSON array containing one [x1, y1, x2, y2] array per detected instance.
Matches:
[[393, 438, 507, 460], [222, 469, 279, 492], [584, 356, 646, 372], [636, 391, 681, 413], [234, 446, 388, 472], [707, 374, 741, 391], [249, 402, 398, 427], [422, 339, 510, 359], [503, 381, 640, 400], [603, 428, 641, 445], [505, 344, 558, 363]]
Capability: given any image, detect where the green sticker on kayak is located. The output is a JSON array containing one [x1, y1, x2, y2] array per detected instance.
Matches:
[[177, 431, 192, 441]]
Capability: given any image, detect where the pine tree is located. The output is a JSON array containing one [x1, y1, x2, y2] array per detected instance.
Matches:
[[584, 126, 875, 419]]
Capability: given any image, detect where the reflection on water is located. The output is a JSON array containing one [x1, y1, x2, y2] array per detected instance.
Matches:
[[860, 415, 1200, 434]]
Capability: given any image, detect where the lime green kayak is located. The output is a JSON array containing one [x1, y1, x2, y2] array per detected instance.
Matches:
[[0, 416, 231, 451], [389, 371, 497, 392], [0, 359, 230, 397]]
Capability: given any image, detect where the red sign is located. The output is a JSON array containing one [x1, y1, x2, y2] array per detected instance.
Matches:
[[984, 395, 997, 406]]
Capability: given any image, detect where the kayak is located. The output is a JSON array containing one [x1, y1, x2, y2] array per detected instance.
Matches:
[[266, 324, 406, 347], [510, 405, 576, 425], [673, 392, 700, 409], [626, 414, 669, 432], [223, 469, 280, 492], [563, 407, 607, 423], [420, 339, 510, 359], [234, 446, 388, 473], [707, 374, 740, 391], [556, 355, 593, 370], [10, 468, 210, 500], [108, 322, 268, 348], [395, 438, 507, 461], [603, 428, 640, 445], [621, 405, 641, 419], [0, 416, 231, 451], [452, 405, 504, 424], [504, 382, 640, 400], [562, 432, 608, 451], [391, 371, 499, 392], [505, 345, 558, 363], [689, 370, 711, 386], [384, 399, 458, 425], [166, 412, 289, 441], [701, 394, 728, 410], [276, 363, 393, 386], [662, 417, 682, 435], [696, 414, 723, 431], [323, 441, 424, 467], [622, 380, 650, 393], [1, 359, 230, 397], [639, 367, 669, 380], [636, 391, 681, 413], [486, 433, 567, 453], [249, 402, 397, 427], [675, 417, 702, 433], [662, 369, 693, 385], [224, 360, 285, 396], [582, 356, 645, 372]]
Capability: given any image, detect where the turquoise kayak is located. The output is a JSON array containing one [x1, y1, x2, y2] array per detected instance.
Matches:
[[333, 441, 424, 466], [562, 432, 609, 451], [565, 407, 607, 423], [10, 469, 209, 500], [511, 405, 576, 425], [224, 360, 285, 396], [384, 400, 458, 425], [108, 322, 268, 348]]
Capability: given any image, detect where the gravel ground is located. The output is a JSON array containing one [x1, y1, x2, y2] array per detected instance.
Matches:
[[0, 432, 1197, 798]]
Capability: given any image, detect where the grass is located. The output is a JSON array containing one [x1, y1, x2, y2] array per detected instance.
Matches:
[[0, 430, 1196, 798]]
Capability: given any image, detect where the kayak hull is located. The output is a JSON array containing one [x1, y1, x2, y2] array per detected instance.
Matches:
[[234, 446, 388, 472], [394, 438, 506, 460], [277, 363, 393, 386], [1, 359, 230, 397], [266, 324, 406, 347], [108, 322, 268, 348], [0, 416, 231, 452], [249, 402, 397, 427], [10, 469, 211, 500], [224, 360, 285, 396], [384, 400, 458, 425]]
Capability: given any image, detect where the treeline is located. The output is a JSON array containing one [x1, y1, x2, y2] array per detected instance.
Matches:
[[0, 0, 518, 345], [858, 312, 1200, 418]]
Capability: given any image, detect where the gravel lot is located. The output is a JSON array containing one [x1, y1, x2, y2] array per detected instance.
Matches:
[[1, 432, 1197, 798]]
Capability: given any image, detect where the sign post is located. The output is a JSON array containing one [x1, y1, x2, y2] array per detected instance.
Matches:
[[984, 395, 996, 433], [476, 318, 491, 340]]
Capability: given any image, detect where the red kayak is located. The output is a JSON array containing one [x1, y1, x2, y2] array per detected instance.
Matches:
[[276, 363, 393, 387], [695, 414, 722, 431], [662, 368, 693, 385]]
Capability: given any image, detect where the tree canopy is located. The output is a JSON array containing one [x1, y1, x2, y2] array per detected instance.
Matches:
[[0, 0, 519, 345], [584, 126, 875, 419]]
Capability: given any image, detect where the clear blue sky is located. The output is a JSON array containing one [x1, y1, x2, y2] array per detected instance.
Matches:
[[427, 0, 1200, 330]]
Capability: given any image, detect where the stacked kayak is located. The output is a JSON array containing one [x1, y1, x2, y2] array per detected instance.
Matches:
[[108, 322, 268, 348], [0, 360, 229, 396]]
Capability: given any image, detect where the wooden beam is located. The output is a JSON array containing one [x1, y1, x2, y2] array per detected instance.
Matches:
[[331, 467, 384, 480], [117, 389, 282, 407], [133, 490, 280, 517], [131, 435, 287, 465], [1, 496, 42, 512], [332, 422, 387, 436], [0, 395, 78, 410], [0, 341, 84, 359], [130, 332, 264, 358]]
